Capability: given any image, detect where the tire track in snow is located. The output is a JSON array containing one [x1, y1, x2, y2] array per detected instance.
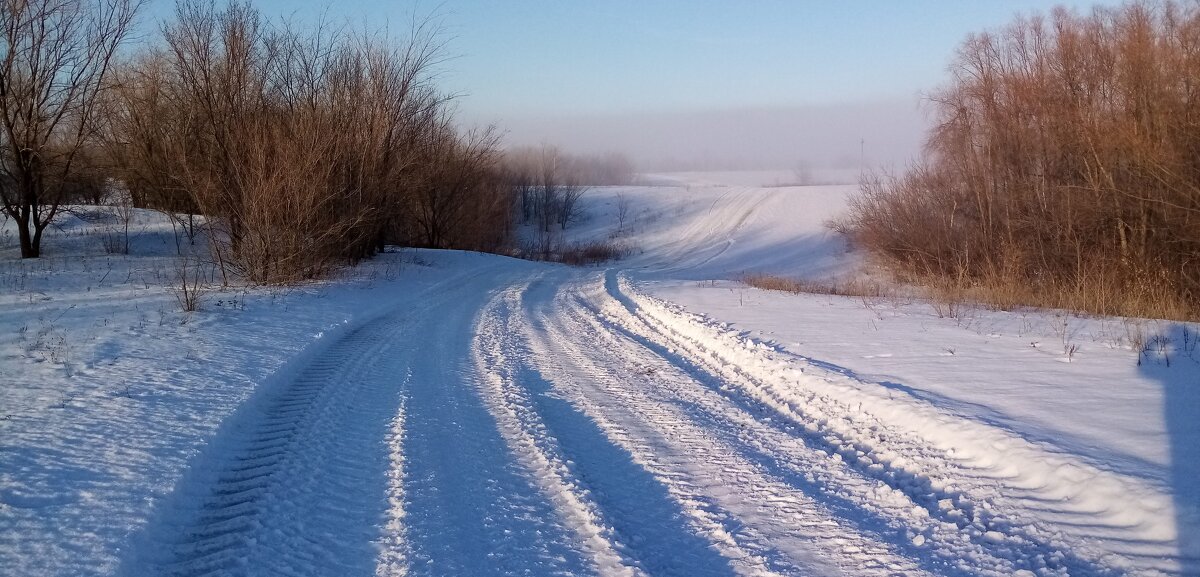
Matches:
[[485, 272, 936, 576], [111, 246, 1171, 576], [397, 283, 593, 577], [124, 313, 412, 577], [543, 282, 943, 576], [377, 368, 410, 577], [122, 263, 593, 577], [603, 270, 1173, 576], [653, 188, 766, 274], [562, 282, 1029, 576], [474, 279, 740, 577], [374, 262, 592, 577]]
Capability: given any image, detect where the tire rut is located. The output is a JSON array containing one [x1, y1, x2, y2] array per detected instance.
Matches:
[[601, 271, 1149, 576], [520, 275, 934, 577], [474, 280, 737, 577], [132, 317, 408, 577]]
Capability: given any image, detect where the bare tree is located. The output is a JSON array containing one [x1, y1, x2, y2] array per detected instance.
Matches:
[[504, 145, 624, 229], [529, 145, 586, 231], [615, 191, 631, 234], [539, 147, 561, 232], [0, 0, 141, 258], [540, 146, 586, 231], [555, 177, 585, 230], [505, 157, 537, 223]]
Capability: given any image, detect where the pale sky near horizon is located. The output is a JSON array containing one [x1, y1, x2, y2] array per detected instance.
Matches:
[[141, 1, 1120, 169]]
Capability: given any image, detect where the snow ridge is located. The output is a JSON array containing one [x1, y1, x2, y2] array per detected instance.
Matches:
[[483, 270, 936, 575], [473, 280, 645, 577], [608, 270, 1185, 576]]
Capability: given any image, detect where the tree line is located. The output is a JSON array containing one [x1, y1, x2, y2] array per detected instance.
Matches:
[[1, 0, 634, 283], [841, 0, 1200, 320]]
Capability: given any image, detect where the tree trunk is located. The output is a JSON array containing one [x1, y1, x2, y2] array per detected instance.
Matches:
[[17, 218, 38, 258]]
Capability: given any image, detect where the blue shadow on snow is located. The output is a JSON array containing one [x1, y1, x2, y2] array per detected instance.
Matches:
[[518, 365, 738, 577], [1139, 323, 1200, 575]]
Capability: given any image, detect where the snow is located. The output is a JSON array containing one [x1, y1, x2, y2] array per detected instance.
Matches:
[[2, 173, 1198, 576], [645, 279, 1190, 479], [565, 182, 860, 281], [617, 275, 1194, 574], [0, 208, 480, 575]]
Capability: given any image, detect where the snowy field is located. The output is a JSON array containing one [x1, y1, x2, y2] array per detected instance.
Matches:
[[1, 174, 1197, 576]]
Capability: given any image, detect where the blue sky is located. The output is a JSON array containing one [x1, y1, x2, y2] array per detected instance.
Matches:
[[434, 0, 1097, 117], [141, 1, 1118, 168]]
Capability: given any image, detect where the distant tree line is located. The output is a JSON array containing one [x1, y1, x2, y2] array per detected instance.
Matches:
[[501, 145, 632, 259], [840, 0, 1200, 320]]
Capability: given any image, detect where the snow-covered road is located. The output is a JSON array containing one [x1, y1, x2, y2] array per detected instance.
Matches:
[[116, 261, 1194, 576], [5, 180, 1197, 576], [119, 259, 597, 576]]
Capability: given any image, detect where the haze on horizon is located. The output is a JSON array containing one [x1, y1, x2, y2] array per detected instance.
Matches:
[[144, 0, 1123, 171]]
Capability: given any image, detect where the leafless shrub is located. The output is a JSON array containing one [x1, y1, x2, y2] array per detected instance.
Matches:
[[99, 188, 134, 254], [107, 1, 508, 284], [559, 241, 626, 266], [839, 1, 1200, 321], [1049, 313, 1078, 356], [173, 254, 206, 312], [555, 183, 586, 231], [928, 288, 964, 320], [535, 146, 586, 232]]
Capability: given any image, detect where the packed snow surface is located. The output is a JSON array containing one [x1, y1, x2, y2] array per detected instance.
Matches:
[[2, 173, 1197, 576]]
